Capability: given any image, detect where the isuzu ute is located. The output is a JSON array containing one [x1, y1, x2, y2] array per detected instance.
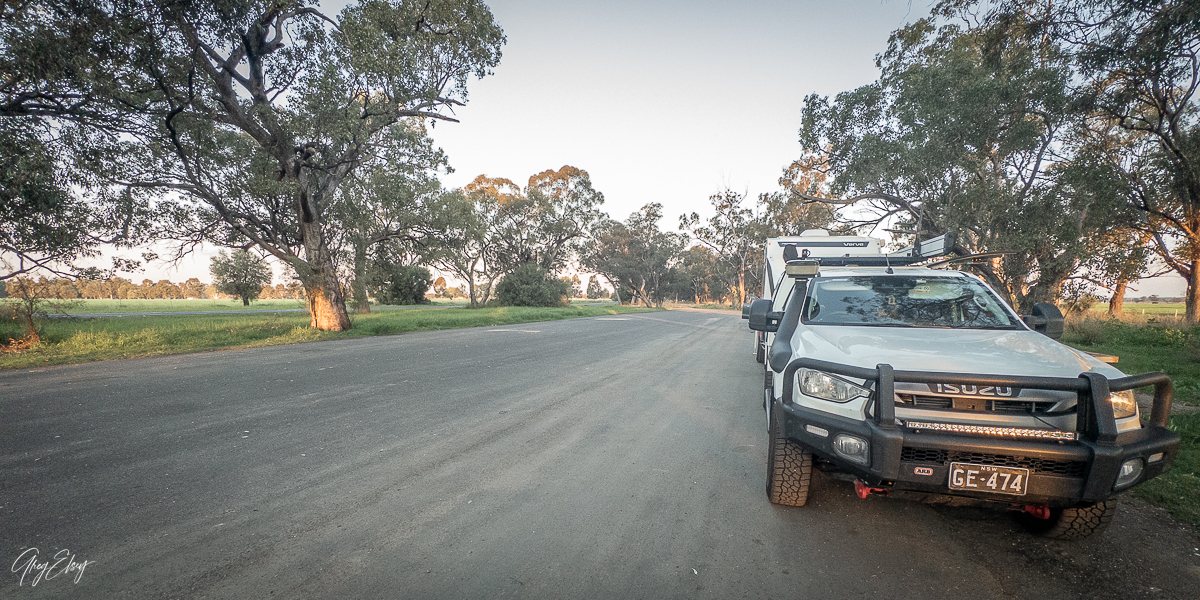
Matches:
[[744, 230, 1179, 539]]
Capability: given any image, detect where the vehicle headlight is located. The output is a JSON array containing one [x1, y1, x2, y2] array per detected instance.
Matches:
[[799, 369, 870, 403], [1109, 390, 1137, 419]]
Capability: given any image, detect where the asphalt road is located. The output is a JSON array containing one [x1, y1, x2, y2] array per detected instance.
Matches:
[[2, 310, 1197, 599]]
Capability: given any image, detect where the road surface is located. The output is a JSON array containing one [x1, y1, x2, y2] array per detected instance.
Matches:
[[2, 310, 1197, 598]]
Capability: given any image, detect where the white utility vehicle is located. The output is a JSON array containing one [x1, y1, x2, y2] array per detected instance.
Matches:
[[744, 230, 1179, 539]]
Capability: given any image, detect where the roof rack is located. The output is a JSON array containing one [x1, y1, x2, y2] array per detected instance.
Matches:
[[811, 256, 924, 267]]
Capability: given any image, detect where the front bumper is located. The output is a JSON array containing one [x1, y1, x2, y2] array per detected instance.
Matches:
[[775, 359, 1181, 506]]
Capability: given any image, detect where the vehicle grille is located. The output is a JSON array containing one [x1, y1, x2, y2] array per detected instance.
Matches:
[[896, 394, 1058, 414], [900, 447, 1087, 477]]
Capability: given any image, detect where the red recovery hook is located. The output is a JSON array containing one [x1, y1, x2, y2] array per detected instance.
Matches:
[[1021, 504, 1052, 520], [854, 479, 890, 499]]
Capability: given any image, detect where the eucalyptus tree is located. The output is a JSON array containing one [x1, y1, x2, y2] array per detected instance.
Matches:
[[486, 166, 607, 274], [431, 177, 516, 307], [679, 189, 762, 308], [675, 245, 723, 304], [988, 0, 1200, 320], [432, 167, 606, 307], [210, 249, 273, 306], [117, 0, 504, 330], [797, 13, 1129, 311], [0, 1, 160, 280], [330, 120, 450, 312], [582, 203, 686, 307]]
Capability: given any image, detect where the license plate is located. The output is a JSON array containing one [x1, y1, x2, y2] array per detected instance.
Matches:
[[948, 462, 1028, 496]]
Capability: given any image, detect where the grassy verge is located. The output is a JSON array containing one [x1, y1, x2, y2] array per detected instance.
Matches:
[[0, 304, 657, 370], [1062, 314, 1200, 527], [1063, 316, 1200, 404], [663, 302, 741, 311], [1133, 413, 1200, 528], [55, 298, 467, 313]]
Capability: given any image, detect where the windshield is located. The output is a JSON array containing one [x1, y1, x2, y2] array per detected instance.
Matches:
[[803, 275, 1019, 329]]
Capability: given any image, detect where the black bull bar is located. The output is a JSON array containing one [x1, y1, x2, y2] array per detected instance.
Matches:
[[776, 358, 1180, 501]]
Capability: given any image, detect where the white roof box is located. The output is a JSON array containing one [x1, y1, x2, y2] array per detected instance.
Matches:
[[766, 231, 883, 265]]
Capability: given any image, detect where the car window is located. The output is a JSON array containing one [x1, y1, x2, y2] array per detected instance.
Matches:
[[803, 276, 1019, 329]]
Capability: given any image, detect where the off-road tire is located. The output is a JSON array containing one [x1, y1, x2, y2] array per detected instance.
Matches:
[[1019, 501, 1116, 540], [766, 405, 812, 506]]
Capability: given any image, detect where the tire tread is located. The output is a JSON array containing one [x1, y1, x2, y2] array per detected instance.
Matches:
[[766, 409, 812, 506]]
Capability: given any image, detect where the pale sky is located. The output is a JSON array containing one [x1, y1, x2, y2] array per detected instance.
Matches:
[[123, 0, 1187, 297]]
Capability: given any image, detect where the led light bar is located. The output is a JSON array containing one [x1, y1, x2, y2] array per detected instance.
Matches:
[[904, 420, 1079, 441]]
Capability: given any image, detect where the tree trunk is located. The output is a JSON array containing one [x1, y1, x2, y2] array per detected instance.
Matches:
[[1107, 280, 1128, 318], [1023, 271, 1069, 314], [1188, 260, 1200, 324], [350, 239, 371, 313], [605, 276, 622, 305], [466, 277, 479, 308], [242, 298, 250, 306], [297, 221, 351, 331], [735, 270, 746, 309]]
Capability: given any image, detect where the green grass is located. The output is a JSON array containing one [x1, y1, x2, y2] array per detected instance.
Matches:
[[1134, 413, 1200, 527], [1062, 314, 1200, 527], [1063, 317, 1200, 405], [54, 298, 469, 313], [0, 304, 658, 370], [1117, 302, 1187, 317], [61, 298, 309, 313]]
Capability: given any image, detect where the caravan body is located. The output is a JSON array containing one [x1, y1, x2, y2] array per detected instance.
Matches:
[[755, 230, 884, 363]]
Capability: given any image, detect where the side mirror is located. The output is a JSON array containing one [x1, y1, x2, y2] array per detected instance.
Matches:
[[1022, 302, 1064, 340], [742, 295, 760, 319], [748, 298, 783, 332]]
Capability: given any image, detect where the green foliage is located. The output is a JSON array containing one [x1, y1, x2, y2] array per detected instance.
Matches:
[[36, 0, 507, 329], [495, 263, 569, 307], [945, 0, 1200, 320], [0, 277, 81, 343], [586, 275, 603, 300], [1059, 281, 1101, 315], [679, 190, 760, 307], [583, 203, 686, 307], [798, 11, 1135, 312], [210, 251, 273, 306], [372, 264, 432, 305], [675, 245, 726, 304], [487, 167, 606, 274], [436, 167, 606, 308], [0, 1, 158, 279], [334, 121, 451, 311]]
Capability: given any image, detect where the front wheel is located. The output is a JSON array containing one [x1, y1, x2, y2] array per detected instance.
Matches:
[[766, 404, 812, 506], [1018, 501, 1116, 540]]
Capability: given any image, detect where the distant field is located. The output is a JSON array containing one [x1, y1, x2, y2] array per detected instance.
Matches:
[[55, 298, 470, 314], [1114, 302, 1186, 317], [61, 298, 307, 313]]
